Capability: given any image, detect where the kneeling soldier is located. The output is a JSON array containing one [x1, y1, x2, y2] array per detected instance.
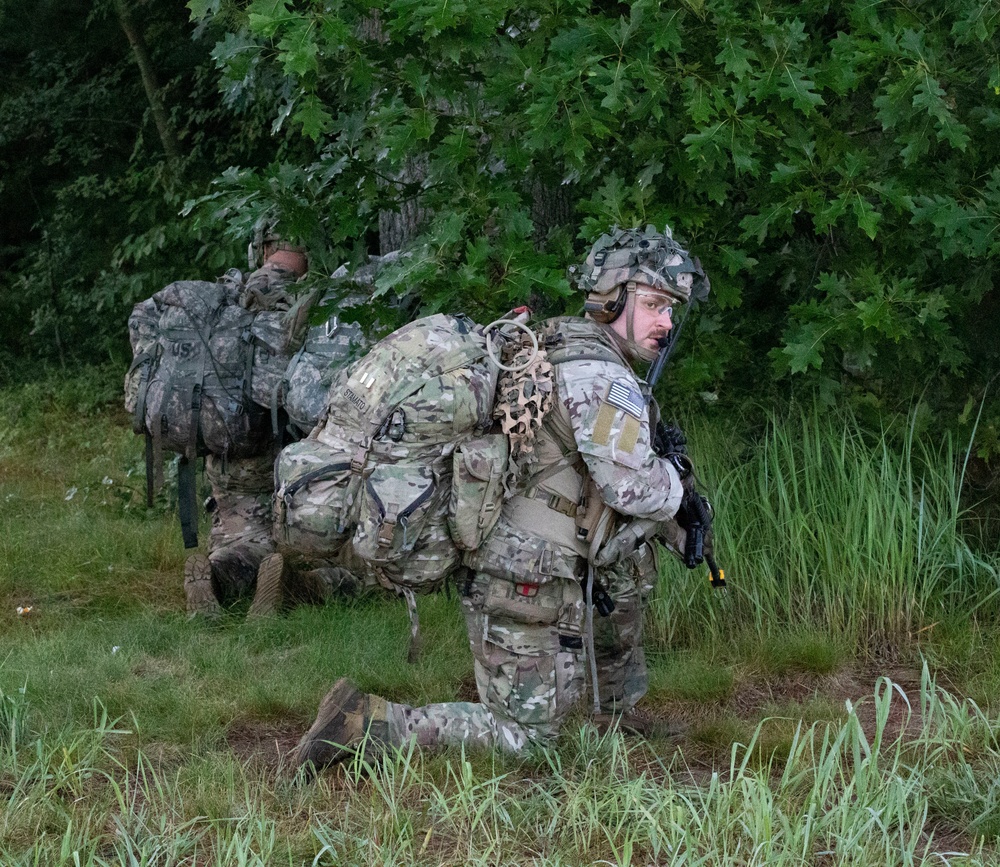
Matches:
[[295, 225, 708, 768]]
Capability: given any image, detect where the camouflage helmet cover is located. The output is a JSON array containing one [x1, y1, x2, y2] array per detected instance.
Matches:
[[575, 225, 709, 323], [248, 216, 306, 271]]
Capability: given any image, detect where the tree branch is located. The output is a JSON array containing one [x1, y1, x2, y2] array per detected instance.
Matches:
[[113, 0, 181, 167]]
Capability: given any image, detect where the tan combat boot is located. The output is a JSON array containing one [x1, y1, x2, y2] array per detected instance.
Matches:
[[247, 552, 286, 618], [184, 553, 221, 620], [293, 678, 392, 776]]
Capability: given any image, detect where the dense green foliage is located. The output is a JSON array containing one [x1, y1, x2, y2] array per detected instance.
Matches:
[[2, 0, 997, 454], [0, 0, 305, 373], [186, 0, 999, 440]]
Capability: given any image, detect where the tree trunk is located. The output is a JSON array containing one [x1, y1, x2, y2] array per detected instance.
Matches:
[[378, 154, 430, 255], [530, 176, 575, 248], [113, 0, 181, 166]]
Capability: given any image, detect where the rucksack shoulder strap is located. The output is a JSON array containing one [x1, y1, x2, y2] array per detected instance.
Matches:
[[538, 317, 626, 368]]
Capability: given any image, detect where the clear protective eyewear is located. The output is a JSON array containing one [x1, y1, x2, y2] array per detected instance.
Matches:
[[635, 290, 674, 318]]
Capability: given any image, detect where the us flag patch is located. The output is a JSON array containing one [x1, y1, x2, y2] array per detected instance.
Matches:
[[606, 380, 645, 418]]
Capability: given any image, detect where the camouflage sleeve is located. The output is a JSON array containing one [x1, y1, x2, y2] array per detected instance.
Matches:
[[557, 359, 682, 522]]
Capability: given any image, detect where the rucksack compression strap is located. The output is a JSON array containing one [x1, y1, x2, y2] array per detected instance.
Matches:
[[144, 432, 155, 508], [177, 455, 199, 549]]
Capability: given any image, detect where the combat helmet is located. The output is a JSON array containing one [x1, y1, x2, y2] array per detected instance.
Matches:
[[577, 225, 708, 319], [247, 216, 307, 272], [573, 224, 709, 361]]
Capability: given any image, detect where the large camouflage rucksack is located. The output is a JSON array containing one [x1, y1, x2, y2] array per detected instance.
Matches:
[[124, 270, 364, 547], [279, 314, 367, 438], [272, 313, 542, 594], [125, 273, 269, 461], [272, 253, 394, 438]]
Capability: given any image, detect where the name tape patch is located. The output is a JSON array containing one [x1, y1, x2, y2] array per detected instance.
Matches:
[[345, 387, 368, 413]]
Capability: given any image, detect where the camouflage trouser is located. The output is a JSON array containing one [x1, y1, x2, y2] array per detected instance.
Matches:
[[282, 542, 384, 603], [388, 573, 582, 752], [204, 452, 275, 601], [591, 544, 658, 713], [387, 553, 655, 753]]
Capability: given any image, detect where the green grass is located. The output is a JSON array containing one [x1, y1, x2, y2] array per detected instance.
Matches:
[[2, 669, 999, 865], [649, 652, 735, 703], [647, 405, 1000, 651], [3, 368, 1000, 864]]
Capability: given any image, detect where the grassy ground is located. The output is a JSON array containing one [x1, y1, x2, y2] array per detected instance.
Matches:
[[2, 368, 1000, 864]]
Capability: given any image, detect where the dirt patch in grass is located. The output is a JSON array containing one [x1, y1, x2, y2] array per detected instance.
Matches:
[[645, 662, 929, 747], [226, 720, 302, 773], [223, 662, 937, 778], [735, 665, 926, 741]]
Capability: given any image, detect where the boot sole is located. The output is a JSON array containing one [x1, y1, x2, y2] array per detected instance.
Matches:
[[184, 554, 221, 620], [248, 552, 285, 618]]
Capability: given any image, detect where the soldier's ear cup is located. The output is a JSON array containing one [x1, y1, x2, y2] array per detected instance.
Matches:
[[583, 287, 627, 324]]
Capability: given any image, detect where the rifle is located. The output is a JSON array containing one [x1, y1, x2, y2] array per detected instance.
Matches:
[[677, 486, 726, 589], [646, 310, 726, 590]]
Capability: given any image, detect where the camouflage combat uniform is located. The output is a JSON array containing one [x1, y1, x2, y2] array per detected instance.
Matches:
[[187, 261, 300, 606], [383, 317, 683, 751]]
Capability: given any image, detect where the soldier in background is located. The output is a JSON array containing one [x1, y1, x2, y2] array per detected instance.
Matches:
[[183, 225, 310, 618], [293, 225, 709, 769]]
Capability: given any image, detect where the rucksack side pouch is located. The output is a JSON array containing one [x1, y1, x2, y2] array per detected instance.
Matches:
[[466, 527, 584, 585], [249, 311, 290, 410], [448, 433, 508, 551], [284, 320, 367, 437], [352, 462, 441, 564], [273, 438, 360, 557], [372, 498, 460, 592], [124, 308, 162, 417]]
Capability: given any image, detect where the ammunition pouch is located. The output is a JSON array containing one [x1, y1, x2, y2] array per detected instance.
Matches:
[[448, 433, 509, 551]]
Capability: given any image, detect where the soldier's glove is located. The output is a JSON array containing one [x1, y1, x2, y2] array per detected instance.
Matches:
[[654, 422, 687, 457], [674, 488, 710, 529], [653, 423, 696, 482], [675, 489, 713, 570]]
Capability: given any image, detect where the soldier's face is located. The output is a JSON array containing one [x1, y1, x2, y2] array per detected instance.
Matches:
[[611, 285, 674, 352]]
